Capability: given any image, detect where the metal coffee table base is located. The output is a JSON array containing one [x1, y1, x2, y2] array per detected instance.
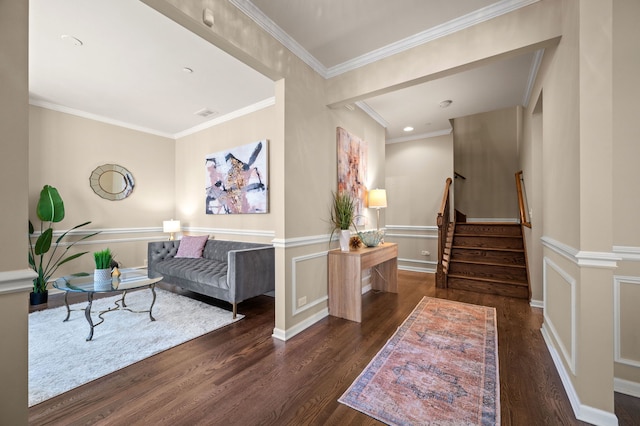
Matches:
[[62, 284, 157, 341]]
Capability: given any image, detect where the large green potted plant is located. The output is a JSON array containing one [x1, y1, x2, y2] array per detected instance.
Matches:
[[28, 185, 98, 305], [330, 191, 358, 252]]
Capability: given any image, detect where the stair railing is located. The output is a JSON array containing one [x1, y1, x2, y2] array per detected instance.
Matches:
[[436, 177, 453, 288], [515, 171, 531, 228]]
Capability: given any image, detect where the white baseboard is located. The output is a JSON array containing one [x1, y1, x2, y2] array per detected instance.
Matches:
[[614, 377, 640, 398], [541, 324, 619, 426], [272, 307, 328, 341], [530, 299, 544, 309], [398, 265, 436, 273]]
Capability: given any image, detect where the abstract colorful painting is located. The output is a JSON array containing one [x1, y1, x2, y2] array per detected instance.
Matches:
[[337, 127, 367, 225], [205, 140, 268, 214]]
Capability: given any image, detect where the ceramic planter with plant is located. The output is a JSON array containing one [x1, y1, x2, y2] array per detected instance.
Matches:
[[28, 185, 98, 305], [93, 248, 113, 281], [330, 191, 358, 252]]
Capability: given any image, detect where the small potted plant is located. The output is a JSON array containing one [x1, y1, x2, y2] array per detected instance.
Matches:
[[28, 185, 98, 305], [330, 191, 358, 252], [93, 248, 113, 283]]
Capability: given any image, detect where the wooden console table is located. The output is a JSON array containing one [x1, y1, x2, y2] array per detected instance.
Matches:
[[328, 242, 398, 322]]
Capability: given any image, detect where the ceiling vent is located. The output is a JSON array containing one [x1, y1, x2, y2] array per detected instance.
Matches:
[[194, 108, 217, 118]]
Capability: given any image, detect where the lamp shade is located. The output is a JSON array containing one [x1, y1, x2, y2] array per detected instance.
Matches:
[[163, 220, 181, 233], [368, 189, 387, 209]]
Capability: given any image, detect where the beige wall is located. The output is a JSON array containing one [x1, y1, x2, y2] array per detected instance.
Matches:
[[520, 92, 544, 302], [612, 0, 640, 386], [29, 106, 175, 274], [145, 4, 625, 421], [144, 0, 386, 338], [520, 0, 620, 419], [453, 107, 520, 220], [6, 0, 636, 422], [174, 105, 278, 242], [385, 134, 454, 272], [0, 1, 31, 424]]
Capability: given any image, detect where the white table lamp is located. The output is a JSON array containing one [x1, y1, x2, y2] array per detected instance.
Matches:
[[368, 189, 387, 230], [163, 219, 181, 240]]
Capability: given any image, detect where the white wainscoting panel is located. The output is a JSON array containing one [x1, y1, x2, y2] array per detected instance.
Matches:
[[291, 251, 329, 316], [614, 275, 640, 368], [543, 256, 577, 374]]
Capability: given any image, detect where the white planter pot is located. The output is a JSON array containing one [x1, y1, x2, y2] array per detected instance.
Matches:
[[339, 229, 351, 252], [94, 268, 112, 283]]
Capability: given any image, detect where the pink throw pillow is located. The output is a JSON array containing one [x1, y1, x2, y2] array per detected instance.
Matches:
[[175, 235, 209, 258]]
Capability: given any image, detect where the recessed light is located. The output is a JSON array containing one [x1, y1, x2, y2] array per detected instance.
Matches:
[[439, 100, 453, 108], [60, 35, 83, 46], [182, 67, 194, 73], [403, 126, 414, 132]]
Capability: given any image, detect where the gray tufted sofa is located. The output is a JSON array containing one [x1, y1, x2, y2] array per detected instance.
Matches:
[[147, 239, 275, 318]]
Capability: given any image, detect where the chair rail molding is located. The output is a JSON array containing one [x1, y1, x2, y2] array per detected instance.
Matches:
[[613, 245, 640, 262], [185, 226, 275, 239], [0, 269, 37, 295], [541, 236, 620, 268], [385, 225, 438, 232]]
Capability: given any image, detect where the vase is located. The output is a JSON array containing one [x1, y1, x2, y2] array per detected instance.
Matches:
[[339, 229, 351, 252], [30, 290, 48, 305], [93, 268, 112, 289]]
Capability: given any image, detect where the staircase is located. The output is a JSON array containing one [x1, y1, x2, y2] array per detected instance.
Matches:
[[447, 222, 530, 299]]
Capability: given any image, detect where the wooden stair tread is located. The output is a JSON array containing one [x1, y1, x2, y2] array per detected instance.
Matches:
[[450, 259, 526, 269], [447, 274, 528, 287], [452, 245, 524, 253], [453, 232, 522, 240], [456, 222, 520, 226]]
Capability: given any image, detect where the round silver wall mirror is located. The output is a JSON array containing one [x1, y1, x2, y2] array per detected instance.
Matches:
[[89, 164, 135, 200]]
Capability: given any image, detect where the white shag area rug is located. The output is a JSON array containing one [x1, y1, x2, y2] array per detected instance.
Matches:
[[29, 288, 242, 406]]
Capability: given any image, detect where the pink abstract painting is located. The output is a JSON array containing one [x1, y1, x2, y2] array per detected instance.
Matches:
[[205, 140, 268, 214], [337, 127, 367, 225]]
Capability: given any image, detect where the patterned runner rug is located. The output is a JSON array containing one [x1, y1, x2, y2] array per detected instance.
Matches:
[[339, 297, 499, 425]]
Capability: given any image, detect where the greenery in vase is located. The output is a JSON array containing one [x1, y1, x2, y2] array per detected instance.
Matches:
[[93, 248, 113, 270], [330, 191, 361, 244], [28, 185, 99, 294], [331, 191, 356, 231]]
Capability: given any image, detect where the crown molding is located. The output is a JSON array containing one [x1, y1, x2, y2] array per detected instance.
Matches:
[[522, 49, 544, 106], [29, 99, 176, 139], [174, 97, 276, 139], [229, 0, 326, 77], [325, 0, 541, 78], [355, 101, 389, 128], [31, 97, 276, 140], [386, 128, 452, 144], [231, 0, 540, 80]]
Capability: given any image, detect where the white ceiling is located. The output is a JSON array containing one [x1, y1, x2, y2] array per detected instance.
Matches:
[[29, 0, 541, 140]]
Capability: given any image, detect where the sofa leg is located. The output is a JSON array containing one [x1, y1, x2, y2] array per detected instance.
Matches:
[[232, 303, 237, 319]]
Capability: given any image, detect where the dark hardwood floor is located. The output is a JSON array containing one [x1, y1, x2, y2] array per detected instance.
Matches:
[[29, 271, 640, 425]]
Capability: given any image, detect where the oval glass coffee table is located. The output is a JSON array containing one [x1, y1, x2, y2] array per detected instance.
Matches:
[[53, 268, 162, 341]]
